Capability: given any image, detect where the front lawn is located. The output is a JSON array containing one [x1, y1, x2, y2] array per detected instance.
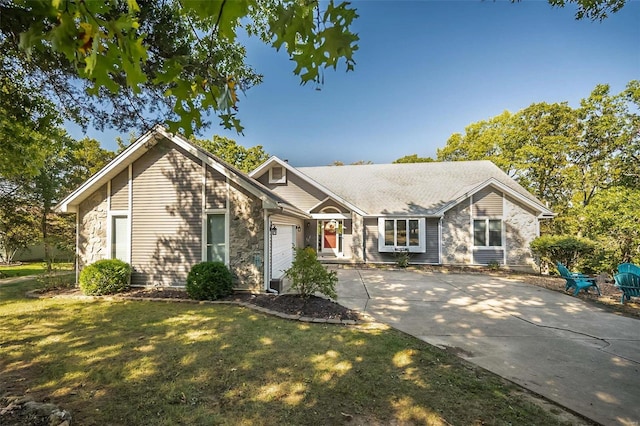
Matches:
[[0, 262, 73, 278], [0, 279, 579, 425]]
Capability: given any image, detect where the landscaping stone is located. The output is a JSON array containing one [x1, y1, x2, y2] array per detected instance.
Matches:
[[0, 396, 71, 426]]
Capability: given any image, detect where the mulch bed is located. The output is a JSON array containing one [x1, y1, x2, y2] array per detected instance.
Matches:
[[55, 287, 363, 322], [134, 288, 364, 321]]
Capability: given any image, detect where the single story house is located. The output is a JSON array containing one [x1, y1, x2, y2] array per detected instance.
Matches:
[[57, 126, 553, 292]]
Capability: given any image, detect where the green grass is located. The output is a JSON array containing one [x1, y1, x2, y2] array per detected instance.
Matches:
[[0, 262, 73, 278], [0, 279, 576, 425]]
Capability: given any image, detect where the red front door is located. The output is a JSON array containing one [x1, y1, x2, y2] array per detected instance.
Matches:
[[320, 219, 340, 256], [323, 220, 337, 250]]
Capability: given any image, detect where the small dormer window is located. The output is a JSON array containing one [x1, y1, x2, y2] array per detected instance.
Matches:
[[269, 166, 286, 184]]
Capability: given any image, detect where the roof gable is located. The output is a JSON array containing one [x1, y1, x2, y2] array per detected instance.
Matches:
[[250, 157, 368, 216], [56, 126, 303, 215], [309, 197, 351, 214]]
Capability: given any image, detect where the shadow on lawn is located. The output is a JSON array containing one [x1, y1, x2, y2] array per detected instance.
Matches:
[[0, 289, 575, 426]]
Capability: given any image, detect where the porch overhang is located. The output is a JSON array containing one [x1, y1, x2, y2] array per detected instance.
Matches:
[[310, 213, 351, 220]]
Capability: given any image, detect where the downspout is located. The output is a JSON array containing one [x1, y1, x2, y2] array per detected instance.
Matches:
[[75, 212, 80, 285], [362, 220, 367, 263], [438, 217, 442, 265], [503, 194, 507, 266], [263, 209, 271, 292], [265, 231, 279, 294]]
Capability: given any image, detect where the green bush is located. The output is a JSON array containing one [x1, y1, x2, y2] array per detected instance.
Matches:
[[393, 250, 411, 268], [530, 235, 595, 273], [487, 260, 501, 271], [284, 247, 338, 299], [79, 259, 131, 295], [186, 261, 233, 300]]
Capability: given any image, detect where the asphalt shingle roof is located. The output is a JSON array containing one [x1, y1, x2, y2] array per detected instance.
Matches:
[[297, 160, 545, 216]]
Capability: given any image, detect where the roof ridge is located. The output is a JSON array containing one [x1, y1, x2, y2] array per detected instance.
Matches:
[[297, 159, 494, 169]]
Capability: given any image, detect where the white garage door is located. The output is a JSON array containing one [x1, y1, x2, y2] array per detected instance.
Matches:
[[271, 225, 295, 279]]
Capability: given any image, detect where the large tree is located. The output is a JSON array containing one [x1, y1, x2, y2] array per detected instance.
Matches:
[[546, 0, 628, 20], [579, 186, 640, 267], [193, 136, 269, 173], [437, 81, 638, 210], [393, 154, 434, 164], [437, 110, 521, 177], [0, 180, 39, 263], [0, 130, 114, 265], [0, 56, 65, 178], [616, 80, 640, 188], [3, 0, 630, 140], [2, 0, 359, 136]]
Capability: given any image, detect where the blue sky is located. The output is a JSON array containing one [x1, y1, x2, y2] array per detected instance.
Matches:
[[68, 0, 639, 167]]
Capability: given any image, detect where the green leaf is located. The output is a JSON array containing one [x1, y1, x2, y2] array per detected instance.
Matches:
[[127, 0, 141, 13]]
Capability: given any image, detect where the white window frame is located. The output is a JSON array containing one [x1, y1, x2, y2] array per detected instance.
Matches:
[[107, 210, 130, 261], [473, 218, 503, 248], [203, 210, 229, 264], [377, 218, 426, 253], [269, 166, 286, 184]]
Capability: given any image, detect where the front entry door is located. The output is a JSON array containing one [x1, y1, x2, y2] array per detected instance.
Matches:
[[321, 220, 340, 255]]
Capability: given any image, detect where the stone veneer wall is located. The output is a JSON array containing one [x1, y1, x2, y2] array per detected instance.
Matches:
[[441, 199, 472, 265], [78, 185, 108, 268], [350, 212, 364, 262], [228, 181, 264, 292], [504, 196, 538, 267]]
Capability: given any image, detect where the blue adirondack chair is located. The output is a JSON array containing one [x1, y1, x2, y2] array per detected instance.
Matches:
[[556, 262, 601, 296], [618, 263, 640, 276], [614, 272, 640, 304]]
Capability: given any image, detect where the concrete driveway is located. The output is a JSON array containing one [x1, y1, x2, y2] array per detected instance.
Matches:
[[336, 268, 640, 426]]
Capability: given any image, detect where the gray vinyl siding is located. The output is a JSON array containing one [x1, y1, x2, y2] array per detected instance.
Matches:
[[342, 219, 353, 258], [303, 219, 316, 249], [206, 166, 227, 210], [110, 168, 129, 210], [256, 171, 327, 211], [473, 188, 503, 216], [425, 218, 439, 262], [364, 217, 439, 264], [130, 139, 203, 286], [473, 249, 504, 265]]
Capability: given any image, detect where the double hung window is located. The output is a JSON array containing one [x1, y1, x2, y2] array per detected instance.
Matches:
[[473, 219, 502, 247]]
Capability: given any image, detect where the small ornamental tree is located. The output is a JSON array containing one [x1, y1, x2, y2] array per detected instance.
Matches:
[[186, 261, 233, 301], [284, 247, 338, 299], [79, 259, 131, 295]]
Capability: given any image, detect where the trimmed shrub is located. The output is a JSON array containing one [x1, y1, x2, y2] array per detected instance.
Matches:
[[487, 260, 501, 271], [393, 250, 411, 268], [186, 261, 233, 300], [284, 247, 338, 299], [530, 235, 595, 273], [79, 259, 131, 295]]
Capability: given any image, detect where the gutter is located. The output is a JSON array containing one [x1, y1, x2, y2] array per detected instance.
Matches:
[[269, 203, 310, 220]]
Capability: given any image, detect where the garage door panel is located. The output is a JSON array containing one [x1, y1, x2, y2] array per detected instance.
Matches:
[[272, 225, 295, 278]]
